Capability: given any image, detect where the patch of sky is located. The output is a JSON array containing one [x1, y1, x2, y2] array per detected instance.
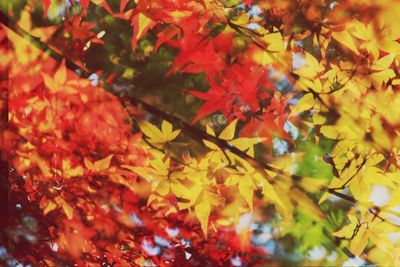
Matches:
[[284, 120, 299, 140], [165, 227, 179, 237], [368, 185, 391, 207], [252, 232, 272, 246], [88, 73, 99, 86], [342, 256, 366, 267], [180, 239, 191, 247], [49, 242, 59, 252], [141, 240, 160, 256], [326, 251, 338, 262], [388, 232, 400, 243], [130, 212, 143, 226], [263, 240, 276, 254], [185, 251, 192, 260], [154, 236, 170, 247], [231, 256, 242, 266], [386, 205, 400, 225], [292, 52, 307, 70], [307, 246, 326, 261], [272, 137, 289, 156], [329, 1, 337, 9], [247, 23, 261, 30], [249, 5, 261, 17], [269, 68, 293, 94], [0, 247, 7, 260], [236, 213, 252, 232], [66, 0, 76, 7]]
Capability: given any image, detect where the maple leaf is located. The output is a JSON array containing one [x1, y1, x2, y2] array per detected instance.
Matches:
[[203, 119, 264, 167], [43, 201, 57, 215], [42, 59, 67, 90], [194, 200, 211, 236], [370, 53, 396, 87], [62, 159, 84, 178], [293, 52, 324, 78], [131, 13, 155, 50], [225, 162, 284, 210], [261, 29, 284, 53], [54, 196, 74, 220], [119, 0, 130, 13], [251, 47, 274, 65], [42, 59, 90, 94], [187, 63, 273, 123], [40, 0, 51, 18], [180, 183, 224, 236], [153, 27, 181, 52], [243, 0, 253, 6], [289, 93, 315, 117], [333, 211, 393, 256], [349, 20, 381, 60], [320, 153, 396, 203], [80, 0, 90, 14], [122, 158, 187, 198], [348, 155, 396, 202], [241, 112, 290, 146], [139, 120, 181, 146], [18, 7, 57, 42], [84, 155, 114, 173], [168, 38, 226, 77], [332, 30, 359, 55], [91, 0, 113, 14], [186, 83, 232, 124]]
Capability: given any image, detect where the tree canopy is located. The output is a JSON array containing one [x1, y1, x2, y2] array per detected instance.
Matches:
[[2, 0, 400, 266]]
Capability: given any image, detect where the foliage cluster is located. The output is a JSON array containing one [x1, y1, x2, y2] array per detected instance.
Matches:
[[2, 0, 400, 266]]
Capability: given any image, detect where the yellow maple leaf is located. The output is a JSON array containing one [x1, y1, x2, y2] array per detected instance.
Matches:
[[203, 119, 264, 166], [131, 12, 155, 50], [332, 30, 359, 55], [42, 60, 88, 94], [139, 120, 180, 146], [333, 212, 392, 256], [293, 52, 325, 78], [55, 196, 73, 220], [43, 201, 57, 215], [84, 155, 113, 173], [262, 30, 284, 53], [370, 54, 396, 87], [195, 200, 211, 236], [18, 7, 57, 42], [62, 159, 84, 178], [289, 93, 315, 117], [225, 163, 285, 210], [123, 157, 188, 197]]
